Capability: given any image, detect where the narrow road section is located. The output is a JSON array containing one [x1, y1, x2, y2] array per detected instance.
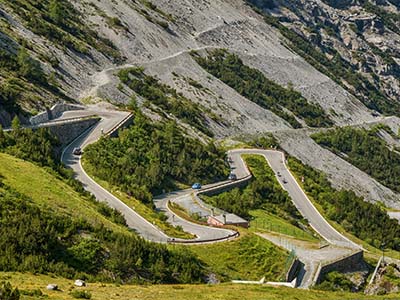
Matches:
[[60, 105, 236, 243], [229, 149, 360, 249], [58, 106, 360, 249]]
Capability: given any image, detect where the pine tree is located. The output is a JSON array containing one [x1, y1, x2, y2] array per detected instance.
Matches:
[[17, 47, 31, 78], [17, 47, 44, 82], [11, 116, 20, 130], [49, 0, 64, 25]]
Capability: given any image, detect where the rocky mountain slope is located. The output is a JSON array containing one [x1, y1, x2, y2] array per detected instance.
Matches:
[[0, 0, 383, 131], [252, 0, 400, 113], [1, 0, 399, 209]]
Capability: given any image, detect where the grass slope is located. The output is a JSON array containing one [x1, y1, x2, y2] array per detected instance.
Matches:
[[2, 272, 399, 300], [185, 232, 288, 281], [249, 210, 319, 242], [0, 152, 125, 232], [82, 159, 195, 239]]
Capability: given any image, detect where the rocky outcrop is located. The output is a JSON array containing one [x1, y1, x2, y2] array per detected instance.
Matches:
[[263, 0, 400, 106]]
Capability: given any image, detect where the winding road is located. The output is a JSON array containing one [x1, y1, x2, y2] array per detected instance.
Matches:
[[229, 149, 360, 249], [60, 105, 236, 243], [58, 106, 360, 249]]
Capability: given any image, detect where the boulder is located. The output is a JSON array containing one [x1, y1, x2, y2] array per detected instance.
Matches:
[[74, 279, 86, 287], [46, 284, 58, 291]]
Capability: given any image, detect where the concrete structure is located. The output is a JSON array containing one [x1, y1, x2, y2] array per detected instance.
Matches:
[[30, 103, 84, 125], [312, 250, 365, 285], [48, 117, 100, 150], [207, 214, 249, 228]]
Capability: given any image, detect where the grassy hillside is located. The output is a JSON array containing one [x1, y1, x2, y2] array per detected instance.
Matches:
[[0, 151, 289, 284], [2, 272, 399, 300], [0, 152, 207, 283], [0, 152, 124, 231], [312, 126, 400, 193], [0, 153, 127, 232], [185, 232, 287, 281]]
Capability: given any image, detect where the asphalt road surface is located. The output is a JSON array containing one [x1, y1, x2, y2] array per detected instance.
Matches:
[[58, 106, 360, 248], [228, 149, 360, 249], [60, 106, 236, 243]]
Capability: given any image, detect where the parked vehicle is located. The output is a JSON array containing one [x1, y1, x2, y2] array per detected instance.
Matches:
[[192, 183, 202, 189], [73, 147, 83, 155], [228, 173, 237, 180]]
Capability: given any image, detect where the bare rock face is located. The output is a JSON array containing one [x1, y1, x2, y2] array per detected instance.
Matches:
[[365, 263, 400, 295], [1, 0, 381, 130], [264, 0, 400, 107]]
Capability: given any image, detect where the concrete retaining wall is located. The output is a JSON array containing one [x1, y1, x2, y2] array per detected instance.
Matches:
[[194, 175, 253, 216], [30, 103, 84, 125], [200, 176, 252, 197], [48, 117, 100, 149], [286, 258, 301, 284], [313, 250, 364, 285], [107, 113, 134, 138]]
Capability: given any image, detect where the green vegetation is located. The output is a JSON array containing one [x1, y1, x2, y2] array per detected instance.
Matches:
[[0, 282, 20, 300], [192, 49, 333, 128], [315, 271, 355, 292], [118, 67, 215, 136], [249, 210, 318, 242], [136, 0, 174, 29], [247, 2, 399, 116], [1, 0, 121, 61], [203, 155, 302, 222], [82, 162, 195, 239], [288, 156, 400, 251], [70, 290, 92, 299], [0, 123, 58, 168], [3, 272, 400, 300], [0, 122, 107, 203], [84, 109, 228, 204], [0, 179, 203, 283], [186, 233, 287, 281], [0, 46, 61, 117], [0, 151, 128, 232], [312, 126, 400, 194], [362, 1, 400, 35]]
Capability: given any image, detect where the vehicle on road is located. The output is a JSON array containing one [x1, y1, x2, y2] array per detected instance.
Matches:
[[192, 183, 202, 189], [73, 147, 83, 155], [228, 173, 237, 180], [277, 171, 281, 177], [282, 178, 287, 184]]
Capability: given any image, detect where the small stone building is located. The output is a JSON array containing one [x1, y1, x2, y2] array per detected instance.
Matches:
[[207, 213, 249, 228]]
